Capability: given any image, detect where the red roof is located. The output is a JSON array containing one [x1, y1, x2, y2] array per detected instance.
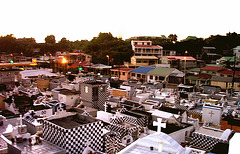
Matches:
[[200, 66, 226, 71], [69, 61, 91, 68], [165, 56, 196, 61], [111, 68, 134, 72], [218, 70, 240, 76], [134, 45, 162, 49]]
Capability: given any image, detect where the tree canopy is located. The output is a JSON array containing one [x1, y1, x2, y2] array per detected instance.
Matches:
[[1, 32, 240, 64]]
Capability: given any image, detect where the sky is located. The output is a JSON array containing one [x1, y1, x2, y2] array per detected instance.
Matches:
[[1, 0, 240, 43]]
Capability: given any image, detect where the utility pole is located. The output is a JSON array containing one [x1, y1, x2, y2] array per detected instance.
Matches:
[[231, 53, 236, 95]]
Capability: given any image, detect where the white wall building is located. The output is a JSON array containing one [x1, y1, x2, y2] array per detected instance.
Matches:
[[131, 40, 163, 57]]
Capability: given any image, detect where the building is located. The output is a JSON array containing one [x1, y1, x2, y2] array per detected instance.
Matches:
[[200, 46, 221, 63], [53, 52, 92, 73], [200, 65, 226, 76], [186, 74, 212, 86], [146, 67, 184, 84], [233, 46, 240, 59], [130, 56, 159, 67], [216, 56, 240, 68], [130, 66, 155, 81], [110, 68, 133, 81], [0, 69, 20, 89], [80, 80, 108, 111], [131, 40, 163, 57], [160, 56, 197, 70], [42, 112, 103, 153]]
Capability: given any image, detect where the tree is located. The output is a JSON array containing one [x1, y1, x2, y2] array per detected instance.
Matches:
[[57, 37, 70, 51], [168, 34, 178, 43], [45, 35, 56, 44]]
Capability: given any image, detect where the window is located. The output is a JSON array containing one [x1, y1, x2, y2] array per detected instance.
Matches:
[[131, 73, 135, 76], [84, 86, 88, 93], [150, 75, 153, 79], [147, 42, 150, 45], [122, 72, 125, 75], [155, 76, 158, 80], [137, 74, 141, 78], [137, 60, 141, 63]]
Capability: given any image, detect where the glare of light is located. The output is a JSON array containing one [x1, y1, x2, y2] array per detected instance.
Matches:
[[30, 63, 37, 66], [62, 57, 67, 64]]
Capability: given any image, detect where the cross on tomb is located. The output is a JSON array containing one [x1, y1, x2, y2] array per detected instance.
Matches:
[[104, 102, 107, 112], [153, 118, 166, 133], [17, 115, 23, 126], [209, 111, 214, 117]]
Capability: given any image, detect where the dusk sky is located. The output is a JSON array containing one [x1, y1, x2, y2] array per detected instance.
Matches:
[[1, 0, 239, 43]]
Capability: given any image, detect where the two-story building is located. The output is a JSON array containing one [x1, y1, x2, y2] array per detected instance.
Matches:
[[160, 56, 197, 71], [131, 40, 163, 57]]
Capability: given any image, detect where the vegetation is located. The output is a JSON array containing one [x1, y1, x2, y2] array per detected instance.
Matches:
[[1, 32, 240, 65]]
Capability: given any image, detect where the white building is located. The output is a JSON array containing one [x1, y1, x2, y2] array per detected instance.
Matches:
[[131, 40, 163, 57]]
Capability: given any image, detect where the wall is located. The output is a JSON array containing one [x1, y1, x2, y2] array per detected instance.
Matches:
[[37, 79, 50, 91], [0, 94, 5, 110], [202, 106, 222, 125], [58, 94, 80, 106], [43, 118, 103, 154], [169, 125, 194, 143], [112, 89, 129, 99]]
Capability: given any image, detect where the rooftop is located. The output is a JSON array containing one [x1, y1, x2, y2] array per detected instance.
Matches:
[[147, 67, 176, 76], [110, 68, 133, 72], [130, 66, 155, 74], [133, 56, 159, 60], [48, 113, 99, 129], [2, 135, 66, 153], [119, 132, 184, 154], [200, 66, 226, 71], [134, 45, 163, 49], [164, 56, 196, 61]]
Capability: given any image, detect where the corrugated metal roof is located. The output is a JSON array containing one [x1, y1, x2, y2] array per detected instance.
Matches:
[[200, 66, 225, 71], [130, 66, 155, 74], [164, 56, 196, 61], [147, 67, 175, 76], [210, 76, 233, 82], [133, 56, 159, 60]]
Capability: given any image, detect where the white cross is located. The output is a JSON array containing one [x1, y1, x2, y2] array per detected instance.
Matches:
[[18, 115, 23, 126], [153, 118, 166, 133], [104, 102, 107, 112]]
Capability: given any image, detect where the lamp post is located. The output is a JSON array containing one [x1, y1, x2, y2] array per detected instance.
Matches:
[[184, 51, 188, 85], [62, 57, 68, 74], [106, 55, 109, 75]]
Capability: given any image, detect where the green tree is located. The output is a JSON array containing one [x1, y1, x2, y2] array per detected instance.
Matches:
[[45, 35, 56, 44], [168, 34, 178, 43]]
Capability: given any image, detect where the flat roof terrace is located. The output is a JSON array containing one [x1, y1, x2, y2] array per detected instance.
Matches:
[[49, 114, 99, 129]]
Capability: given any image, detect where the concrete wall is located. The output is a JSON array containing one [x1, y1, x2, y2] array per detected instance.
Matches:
[[170, 125, 195, 143], [37, 79, 50, 91], [202, 106, 222, 125], [112, 89, 129, 99]]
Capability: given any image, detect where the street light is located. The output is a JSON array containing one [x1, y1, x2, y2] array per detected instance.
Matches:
[[184, 51, 188, 85], [106, 55, 110, 75], [61, 57, 68, 74]]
